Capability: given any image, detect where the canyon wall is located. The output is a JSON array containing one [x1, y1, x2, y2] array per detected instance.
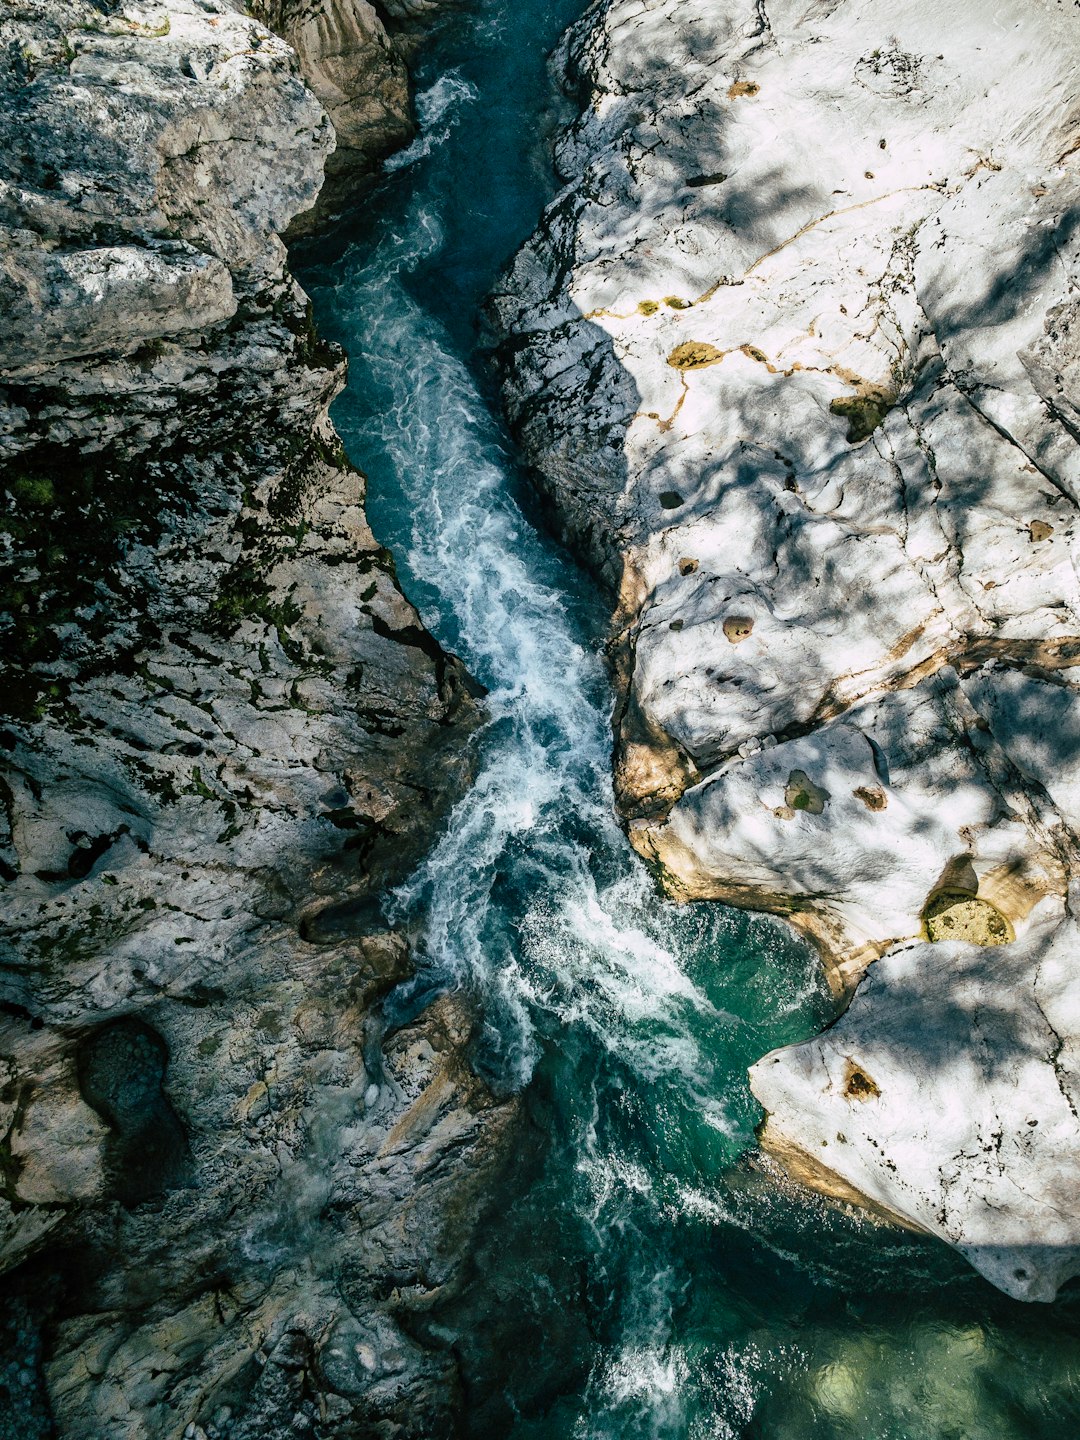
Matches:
[[0, 3, 511, 1435], [251, 0, 457, 232], [493, 0, 1080, 1301]]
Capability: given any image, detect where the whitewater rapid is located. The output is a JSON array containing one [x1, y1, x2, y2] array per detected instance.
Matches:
[[315, 126, 739, 1105]]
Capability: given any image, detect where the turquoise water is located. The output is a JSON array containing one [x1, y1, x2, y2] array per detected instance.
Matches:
[[293, 3, 1080, 1434]]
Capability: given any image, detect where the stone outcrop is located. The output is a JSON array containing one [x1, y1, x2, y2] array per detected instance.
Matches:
[[253, 0, 458, 233], [750, 900, 1080, 1303], [1, 2, 512, 1434], [493, 0, 1080, 1298]]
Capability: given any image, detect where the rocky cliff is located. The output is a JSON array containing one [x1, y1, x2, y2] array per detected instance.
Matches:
[[252, 0, 458, 233], [493, 0, 1080, 1300], [1, 2, 514, 1435]]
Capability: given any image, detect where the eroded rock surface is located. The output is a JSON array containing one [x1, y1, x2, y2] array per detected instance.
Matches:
[[751, 901, 1080, 1303], [494, 0, 1080, 1297], [1, 2, 512, 1434], [253, 0, 460, 232]]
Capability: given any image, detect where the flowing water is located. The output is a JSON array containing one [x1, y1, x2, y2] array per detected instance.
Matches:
[[293, 4, 1080, 1434]]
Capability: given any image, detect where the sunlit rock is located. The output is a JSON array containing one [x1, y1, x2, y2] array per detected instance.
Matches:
[[750, 904, 1080, 1302], [495, 0, 1080, 1298]]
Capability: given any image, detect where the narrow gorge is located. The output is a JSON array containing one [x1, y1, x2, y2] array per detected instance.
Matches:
[[4, 0, 1080, 1436]]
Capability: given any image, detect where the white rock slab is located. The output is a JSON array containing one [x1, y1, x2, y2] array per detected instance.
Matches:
[[750, 907, 1080, 1302]]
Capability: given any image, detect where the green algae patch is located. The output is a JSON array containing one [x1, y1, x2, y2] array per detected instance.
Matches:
[[853, 784, 887, 811], [922, 889, 1013, 945], [668, 341, 724, 370], [830, 388, 895, 443], [785, 769, 828, 815]]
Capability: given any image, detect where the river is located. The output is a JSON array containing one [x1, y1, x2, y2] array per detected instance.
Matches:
[[292, 2, 1080, 1434]]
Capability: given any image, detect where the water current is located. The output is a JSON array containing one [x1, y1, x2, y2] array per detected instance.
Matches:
[[293, 2, 1080, 1434]]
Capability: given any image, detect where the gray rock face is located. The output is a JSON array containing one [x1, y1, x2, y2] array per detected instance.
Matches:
[[494, 0, 1080, 1297], [254, 0, 461, 232], [1, 2, 510, 1434]]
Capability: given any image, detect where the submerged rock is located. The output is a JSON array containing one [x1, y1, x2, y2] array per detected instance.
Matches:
[[494, 0, 1080, 1296], [1, 1, 512, 1432]]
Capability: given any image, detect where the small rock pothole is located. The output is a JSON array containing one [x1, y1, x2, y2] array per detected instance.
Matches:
[[922, 889, 1013, 945]]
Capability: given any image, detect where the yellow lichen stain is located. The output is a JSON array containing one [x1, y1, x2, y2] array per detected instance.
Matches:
[[656, 381, 689, 432], [678, 557, 699, 576], [922, 889, 1013, 945], [843, 1059, 881, 1101], [664, 296, 692, 309], [1029, 520, 1054, 542], [723, 615, 754, 644], [638, 299, 660, 315], [829, 385, 896, 443], [728, 79, 760, 98], [667, 341, 724, 370]]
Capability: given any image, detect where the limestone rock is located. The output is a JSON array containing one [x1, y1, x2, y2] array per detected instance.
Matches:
[[254, 0, 463, 233], [750, 904, 1080, 1302], [0, 242, 236, 370], [495, 0, 1080, 1297], [1, 2, 510, 1433], [252, 0, 411, 229], [633, 669, 1071, 990]]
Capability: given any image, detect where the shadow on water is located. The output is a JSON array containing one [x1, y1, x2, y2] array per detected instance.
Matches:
[[292, 2, 1080, 1436]]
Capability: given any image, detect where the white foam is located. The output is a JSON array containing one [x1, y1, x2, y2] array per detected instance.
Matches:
[[384, 72, 479, 173], [314, 185, 755, 1105]]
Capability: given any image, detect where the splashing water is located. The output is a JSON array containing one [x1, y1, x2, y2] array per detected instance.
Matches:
[[294, 2, 1080, 1435], [302, 39, 735, 1100], [384, 70, 479, 173]]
